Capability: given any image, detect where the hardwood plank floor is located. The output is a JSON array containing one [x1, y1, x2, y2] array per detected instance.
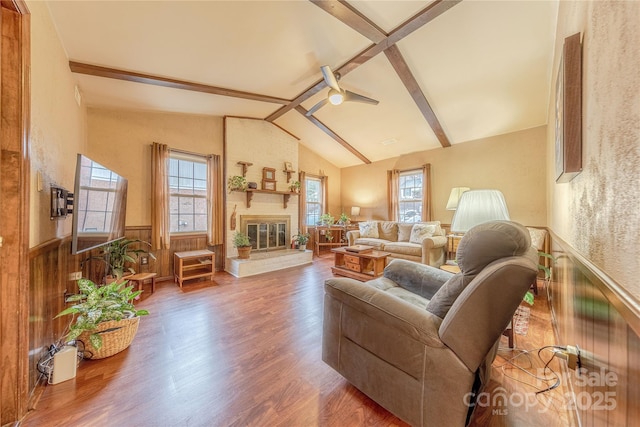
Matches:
[[22, 256, 575, 427]]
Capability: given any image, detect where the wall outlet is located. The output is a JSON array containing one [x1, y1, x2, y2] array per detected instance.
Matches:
[[67, 271, 82, 281], [140, 256, 149, 265]]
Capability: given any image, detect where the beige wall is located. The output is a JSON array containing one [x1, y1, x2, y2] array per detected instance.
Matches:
[[341, 126, 547, 228], [224, 117, 300, 259], [28, 0, 87, 247], [547, 2, 640, 297], [298, 144, 341, 217], [87, 108, 223, 226]]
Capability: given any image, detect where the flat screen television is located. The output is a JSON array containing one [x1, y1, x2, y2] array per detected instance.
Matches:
[[71, 154, 128, 255]]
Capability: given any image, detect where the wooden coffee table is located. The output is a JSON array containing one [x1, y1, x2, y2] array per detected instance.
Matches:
[[331, 246, 390, 281]]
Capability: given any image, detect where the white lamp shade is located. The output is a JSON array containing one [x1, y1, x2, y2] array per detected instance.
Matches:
[[450, 190, 510, 233], [445, 187, 470, 210], [350, 206, 360, 216]]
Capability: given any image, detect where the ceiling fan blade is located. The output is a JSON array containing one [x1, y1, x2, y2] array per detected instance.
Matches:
[[344, 90, 379, 105], [305, 98, 329, 116], [320, 65, 341, 92]]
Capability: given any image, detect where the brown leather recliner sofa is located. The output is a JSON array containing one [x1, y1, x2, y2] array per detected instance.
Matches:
[[322, 221, 538, 426]]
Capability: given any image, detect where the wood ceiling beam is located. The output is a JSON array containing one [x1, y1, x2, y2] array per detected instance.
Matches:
[[294, 106, 371, 164], [69, 61, 292, 105], [266, 0, 461, 122], [310, 0, 453, 149], [384, 45, 451, 148], [309, 0, 386, 43]]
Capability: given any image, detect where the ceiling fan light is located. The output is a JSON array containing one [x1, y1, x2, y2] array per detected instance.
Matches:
[[328, 89, 344, 105]]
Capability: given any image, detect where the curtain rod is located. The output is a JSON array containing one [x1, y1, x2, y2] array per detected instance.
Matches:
[[160, 145, 214, 159]]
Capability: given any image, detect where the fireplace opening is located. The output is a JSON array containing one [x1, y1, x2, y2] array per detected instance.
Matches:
[[240, 215, 290, 252]]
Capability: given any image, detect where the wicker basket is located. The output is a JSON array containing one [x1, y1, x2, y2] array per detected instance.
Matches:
[[78, 316, 140, 360]]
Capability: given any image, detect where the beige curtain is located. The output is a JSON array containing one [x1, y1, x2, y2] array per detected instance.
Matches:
[[151, 142, 170, 250], [207, 154, 223, 246], [422, 163, 432, 221], [387, 169, 400, 221], [298, 171, 306, 233], [321, 175, 328, 215]]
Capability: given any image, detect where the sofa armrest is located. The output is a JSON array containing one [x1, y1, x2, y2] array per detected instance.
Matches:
[[324, 277, 444, 347], [346, 230, 360, 246], [421, 235, 447, 265]]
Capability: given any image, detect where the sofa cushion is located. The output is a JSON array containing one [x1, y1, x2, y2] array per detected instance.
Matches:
[[354, 237, 387, 250], [382, 242, 422, 258], [397, 223, 414, 242], [359, 221, 379, 238], [409, 223, 437, 244], [379, 221, 398, 241]]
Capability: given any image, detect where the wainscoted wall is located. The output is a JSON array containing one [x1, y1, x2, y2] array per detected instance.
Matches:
[[548, 232, 640, 426], [27, 228, 219, 407]]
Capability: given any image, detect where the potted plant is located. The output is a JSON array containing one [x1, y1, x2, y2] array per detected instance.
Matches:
[[337, 212, 351, 226], [228, 175, 247, 192], [319, 213, 335, 227], [292, 232, 310, 251], [55, 278, 149, 359], [288, 180, 301, 193], [233, 231, 252, 259], [96, 239, 151, 281]]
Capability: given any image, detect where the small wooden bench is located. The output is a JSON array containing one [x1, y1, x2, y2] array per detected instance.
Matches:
[[126, 272, 157, 294]]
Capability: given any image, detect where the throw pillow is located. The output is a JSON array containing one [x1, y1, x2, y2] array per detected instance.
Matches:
[[397, 223, 413, 242], [378, 221, 398, 241], [409, 223, 436, 244], [359, 221, 379, 238]]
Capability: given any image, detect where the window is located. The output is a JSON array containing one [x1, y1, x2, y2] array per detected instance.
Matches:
[[398, 169, 423, 223], [305, 176, 323, 226], [168, 153, 208, 233]]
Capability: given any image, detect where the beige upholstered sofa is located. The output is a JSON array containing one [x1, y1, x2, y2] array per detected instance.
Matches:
[[346, 220, 447, 267], [323, 221, 538, 426]]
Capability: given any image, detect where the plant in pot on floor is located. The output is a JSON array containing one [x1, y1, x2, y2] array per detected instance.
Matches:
[[293, 232, 310, 251], [233, 231, 252, 259], [55, 278, 149, 359]]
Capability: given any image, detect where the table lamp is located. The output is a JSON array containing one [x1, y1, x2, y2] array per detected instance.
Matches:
[[450, 189, 510, 234]]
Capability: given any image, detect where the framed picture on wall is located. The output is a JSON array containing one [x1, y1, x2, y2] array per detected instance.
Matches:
[[555, 32, 583, 183], [263, 167, 276, 181], [284, 162, 293, 172], [262, 180, 276, 191]]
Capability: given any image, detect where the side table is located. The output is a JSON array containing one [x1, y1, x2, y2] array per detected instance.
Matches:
[[173, 249, 215, 287]]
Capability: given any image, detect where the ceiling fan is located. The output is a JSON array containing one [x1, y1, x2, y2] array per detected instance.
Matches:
[[305, 65, 379, 116]]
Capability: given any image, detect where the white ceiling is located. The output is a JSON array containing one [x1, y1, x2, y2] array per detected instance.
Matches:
[[47, 0, 558, 168]]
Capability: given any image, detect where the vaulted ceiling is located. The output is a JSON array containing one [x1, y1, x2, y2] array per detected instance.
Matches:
[[47, 0, 558, 168]]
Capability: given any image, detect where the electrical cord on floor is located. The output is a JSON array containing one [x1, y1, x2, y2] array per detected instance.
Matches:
[[495, 345, 566, 394]]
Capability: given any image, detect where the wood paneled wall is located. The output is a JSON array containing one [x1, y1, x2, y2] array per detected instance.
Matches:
[[548, 232, 640, 426], [27, 227, 222, 409]]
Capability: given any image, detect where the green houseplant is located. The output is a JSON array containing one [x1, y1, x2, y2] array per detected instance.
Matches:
[[337, 212, 351, 225], [233, 231, 252, 259], [292, 232, 310, 250], [96, 239, 151, 280], [228, 175, 247, 192], [288, 180, 301, 193], [55, 278, 149, 358]]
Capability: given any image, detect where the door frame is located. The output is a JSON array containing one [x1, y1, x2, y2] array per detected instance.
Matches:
[[0, 0, 30, 423]]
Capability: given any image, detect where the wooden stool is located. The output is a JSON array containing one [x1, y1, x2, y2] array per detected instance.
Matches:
[[126, 272, 157, 294]]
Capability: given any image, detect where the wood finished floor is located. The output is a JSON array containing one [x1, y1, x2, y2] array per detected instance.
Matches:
[[22, 256, 575, 427]]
